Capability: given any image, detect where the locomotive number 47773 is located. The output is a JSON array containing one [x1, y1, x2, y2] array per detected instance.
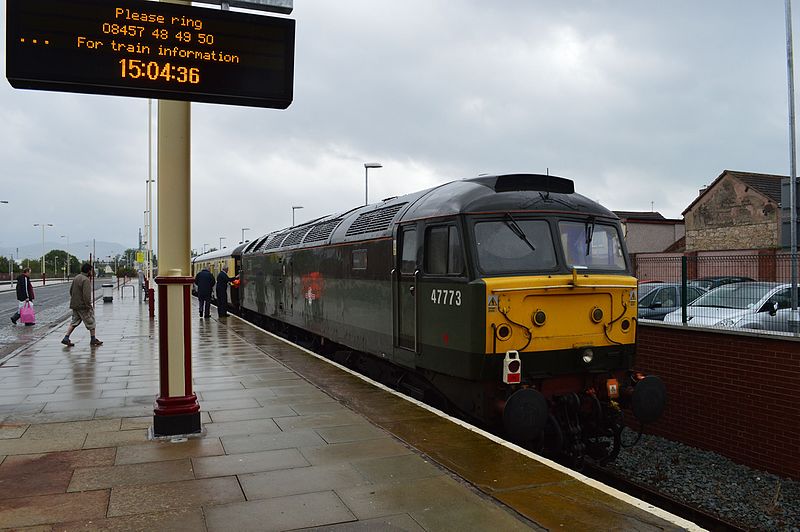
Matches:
[[431, 289, 462, 306]]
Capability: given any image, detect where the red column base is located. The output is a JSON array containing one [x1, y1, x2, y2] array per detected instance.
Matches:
[[153, 394, 201, 436]]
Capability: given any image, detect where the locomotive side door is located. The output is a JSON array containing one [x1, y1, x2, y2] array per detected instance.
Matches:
[[395, 225, 418, 352]]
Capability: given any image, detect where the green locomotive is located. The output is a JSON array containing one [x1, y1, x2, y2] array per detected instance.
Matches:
[[239, 174, 666, 464]]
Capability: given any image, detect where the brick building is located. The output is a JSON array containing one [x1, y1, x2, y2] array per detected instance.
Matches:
[[682, 170, 783, 252]]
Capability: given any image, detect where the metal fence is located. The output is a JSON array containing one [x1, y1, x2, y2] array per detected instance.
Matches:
[[632, 253, 800, 334]]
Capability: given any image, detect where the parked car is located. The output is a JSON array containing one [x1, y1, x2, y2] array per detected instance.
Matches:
[[637, 280, 664, 299], [638, 283, 707, 321], [739, 304, 800, 333], [687, 276, 754, 291], [663, 282, 792, 328]]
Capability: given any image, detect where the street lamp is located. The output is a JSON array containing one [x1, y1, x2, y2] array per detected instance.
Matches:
[[292, 206, 303, 226], [60, 235, 70, 277], [1, 202, 9, 284], [219, 236, 226, 249], [364, 162, 382, 205], [33, 223, 53, 279], [241, 227, 250, 244]]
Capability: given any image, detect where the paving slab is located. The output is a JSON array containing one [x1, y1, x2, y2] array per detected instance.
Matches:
[[205, 491, 356, 532], [0, 490, 109, 529], [192, 448, 308, 478], [68, 458, 195, 491], [55, 507, 207, 532]]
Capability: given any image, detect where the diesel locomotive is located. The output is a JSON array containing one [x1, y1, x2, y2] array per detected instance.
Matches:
[[208, 173, 666, 464]]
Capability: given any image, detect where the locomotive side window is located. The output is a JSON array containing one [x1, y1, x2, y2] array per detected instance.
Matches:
[[474, 219, 556, 274], [352, 249, 367, 271], [400, 227, 417, 273], [425, 225, 463, 275], [559, 221, 626, 270]]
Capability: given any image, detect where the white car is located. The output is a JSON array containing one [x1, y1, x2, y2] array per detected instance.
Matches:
[[663, 282, 792, 328]]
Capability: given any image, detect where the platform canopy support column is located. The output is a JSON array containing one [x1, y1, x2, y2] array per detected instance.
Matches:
[[152, 3, 199, 435]]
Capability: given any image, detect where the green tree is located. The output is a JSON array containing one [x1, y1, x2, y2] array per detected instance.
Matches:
[[44, 249, 80, 278]]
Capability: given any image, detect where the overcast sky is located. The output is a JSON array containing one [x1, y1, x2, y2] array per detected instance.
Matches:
[[0, 0, 795, 255]]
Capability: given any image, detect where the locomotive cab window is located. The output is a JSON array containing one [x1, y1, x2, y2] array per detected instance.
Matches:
[[424, 225, 464, 275], [559, 221, 626, 271], [399, 227, 417, 274], [473, 218, 556, 274]]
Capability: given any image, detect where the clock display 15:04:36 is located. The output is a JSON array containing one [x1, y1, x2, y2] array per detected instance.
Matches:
[[119, 59, 200, 84]]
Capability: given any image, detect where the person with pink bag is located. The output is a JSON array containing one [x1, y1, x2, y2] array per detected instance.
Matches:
[[10, 267, 35, 326]]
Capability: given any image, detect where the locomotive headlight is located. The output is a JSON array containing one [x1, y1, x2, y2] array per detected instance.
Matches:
[[532, 310, 546, 327], [582, 348, 594, 364]]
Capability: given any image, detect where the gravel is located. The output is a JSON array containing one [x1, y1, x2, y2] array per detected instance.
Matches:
[[607, 433, 800, 531]]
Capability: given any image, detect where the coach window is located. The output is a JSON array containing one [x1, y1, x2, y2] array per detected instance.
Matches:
[[400, 227, 417, 274], [425, 225, 463, 275]]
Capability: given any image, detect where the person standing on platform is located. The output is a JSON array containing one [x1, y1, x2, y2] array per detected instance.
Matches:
[[216, 265, 237, 317], [195, 266, 215, 318], [62, 263, 102, 346], [11, 267, 34, 325]]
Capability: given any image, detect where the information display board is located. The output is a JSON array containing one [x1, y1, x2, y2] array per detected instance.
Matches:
[[6, 0, 295, 108]]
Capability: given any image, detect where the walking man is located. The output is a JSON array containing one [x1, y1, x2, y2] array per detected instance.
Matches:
[[62, 263, 102, 347], [216, 265, 237, 317], [11, 267, 34, 325], [195, 266, 215, 318]]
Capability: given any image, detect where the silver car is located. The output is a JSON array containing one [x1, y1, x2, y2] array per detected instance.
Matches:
[[663, 282, 793, 329]]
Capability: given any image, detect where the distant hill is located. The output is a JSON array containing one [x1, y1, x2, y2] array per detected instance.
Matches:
[[0, 241, 131, 261]]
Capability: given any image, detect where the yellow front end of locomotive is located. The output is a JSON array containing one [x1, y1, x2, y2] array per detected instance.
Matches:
[[483, 273, 638, 355]]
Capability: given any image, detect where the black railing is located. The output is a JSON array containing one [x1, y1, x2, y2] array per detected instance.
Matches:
[[633, 253, 800, 334]]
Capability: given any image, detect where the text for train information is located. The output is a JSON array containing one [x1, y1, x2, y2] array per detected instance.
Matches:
[[6, 0, 295, 108]]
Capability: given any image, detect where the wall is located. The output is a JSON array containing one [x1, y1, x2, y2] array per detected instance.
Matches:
[[685, 175, 779, 251], [624, 222, 685, 254], [636, 323, 800, 480]]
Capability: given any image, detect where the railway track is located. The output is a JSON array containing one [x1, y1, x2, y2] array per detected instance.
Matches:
[[583, 464, 747, 532]]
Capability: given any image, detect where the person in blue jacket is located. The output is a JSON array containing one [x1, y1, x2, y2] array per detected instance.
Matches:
[[194, 267, 215, 318]]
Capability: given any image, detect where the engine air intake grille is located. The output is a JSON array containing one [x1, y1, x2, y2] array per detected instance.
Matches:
[[304, 218, 344, 243], [263, 232, 290, 250], [345, 203, 407, 237], [282, 228, 309, 247]]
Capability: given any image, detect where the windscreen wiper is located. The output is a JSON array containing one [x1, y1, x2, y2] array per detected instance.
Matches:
[[504, 213, 536, 252], [585, 217, 595, 256]]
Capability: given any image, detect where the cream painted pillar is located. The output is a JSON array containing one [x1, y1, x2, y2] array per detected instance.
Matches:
[[152, 2, 200, 436]]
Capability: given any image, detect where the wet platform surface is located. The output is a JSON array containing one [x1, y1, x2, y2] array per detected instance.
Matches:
[[0, 293, 694, 531]]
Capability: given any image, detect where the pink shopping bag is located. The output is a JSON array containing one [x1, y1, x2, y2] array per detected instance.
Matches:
[[20, 302, 35, 325]]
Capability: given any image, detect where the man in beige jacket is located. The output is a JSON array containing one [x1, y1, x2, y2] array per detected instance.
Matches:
[[62, 263, 102, 347]]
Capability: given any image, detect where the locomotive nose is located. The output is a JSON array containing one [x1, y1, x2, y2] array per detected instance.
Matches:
[[631, 375, 667, 424]]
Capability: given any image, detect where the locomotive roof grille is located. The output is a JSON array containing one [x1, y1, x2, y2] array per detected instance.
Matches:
[[282, 227, 310, 247], [345, 203, 407, 236], [251, 236, 270, 253], [263, 232, 290, 250], [492, 174, 574, 194], [304, 217, 345, 243]]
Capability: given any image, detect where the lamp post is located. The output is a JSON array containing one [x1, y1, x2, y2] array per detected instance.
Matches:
[[292, 206, 303, 226], [60, 235, 70, 278], [364, 162, 382, 205], [1, 201, 8, 285], [33, 223, 53, 283], [241, 227, 250, 244], [219, 236, 226, 249], [786, 0, 799, 311]]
